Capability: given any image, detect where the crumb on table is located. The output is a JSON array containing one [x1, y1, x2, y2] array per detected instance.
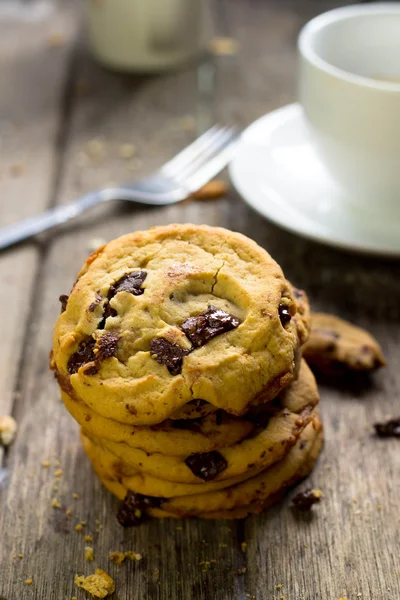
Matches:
[[109, 550, 142, 565], [74, 569, 115, 598], [191, 180, 228, 200], [0, 415, 17, 446], [209, 37, 239, 56], [46, 32, 66, 47], [85, 546, 94, 561]]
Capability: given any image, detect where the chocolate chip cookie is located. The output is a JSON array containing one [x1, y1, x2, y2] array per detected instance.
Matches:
[[303, 312, 386, 376], [51, 224, 320, 523], [85, 412, 322, 520], [79, 360, 322, 519], [52, 224, 310, 425]]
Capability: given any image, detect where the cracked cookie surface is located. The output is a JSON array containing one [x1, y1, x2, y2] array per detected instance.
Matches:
[[52, 224, 310, 425]]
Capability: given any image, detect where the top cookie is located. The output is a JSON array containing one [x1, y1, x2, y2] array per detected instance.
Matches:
[[52, 224, 310, 425]]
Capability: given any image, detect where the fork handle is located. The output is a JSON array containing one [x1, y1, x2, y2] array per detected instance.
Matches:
[[0, 189, 113, 251]]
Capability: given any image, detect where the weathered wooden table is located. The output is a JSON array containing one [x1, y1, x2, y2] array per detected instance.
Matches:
[[1, 1, 399, 598]]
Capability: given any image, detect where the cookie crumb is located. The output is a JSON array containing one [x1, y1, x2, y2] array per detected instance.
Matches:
[[85, 546, 94, 561], [192, 180, 228, 200], [72, 597, 78, 600], [0, 415, 17, 446], [74, 569, 115, 598], [126, 551, 142, 561], [46, 32, 66, 47], [85, 138, 105, 163], [54, 468, 63, 478], [51, 497, 61, 509], [276, 584, 283, 590], [237, 568, 246, 575], [18, 553, 23, 559], [109, 550, 142, 565], [311, 488, 323, 498], [65, 509, 72, 517], [41, 461, 50, 468], [9, 163, 25, 178], [118, 143, 137, 160], [209, 37, 239, 56], [73, 493, 79, 499], [85, 535, 93, 542], [25, 578, 33, 585], [241, 541, 247, 552], [75, 524, 83, 532], [109, 551, 125, 565]]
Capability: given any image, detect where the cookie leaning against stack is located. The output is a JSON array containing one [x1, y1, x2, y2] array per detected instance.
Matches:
[[51, 224, 322, 523]]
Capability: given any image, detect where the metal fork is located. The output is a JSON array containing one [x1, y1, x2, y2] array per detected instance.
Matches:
[[0, 125, 239, 251]]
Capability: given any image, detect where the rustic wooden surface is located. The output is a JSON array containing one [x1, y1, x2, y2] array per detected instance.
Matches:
[[1, 1, 399, 599]]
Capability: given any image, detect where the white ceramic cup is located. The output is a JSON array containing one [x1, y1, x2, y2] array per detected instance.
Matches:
[[298, 4, 400, 214], [86, 0, 210, 72]]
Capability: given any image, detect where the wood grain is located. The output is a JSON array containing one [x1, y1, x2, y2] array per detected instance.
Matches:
[[1, 1, 399, 599], [0, 2, 77, 468]]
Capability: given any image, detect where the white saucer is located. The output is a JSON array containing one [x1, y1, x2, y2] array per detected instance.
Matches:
[[229, 103, 400, 257]]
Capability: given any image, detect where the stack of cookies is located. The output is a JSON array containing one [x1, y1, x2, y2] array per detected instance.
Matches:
[[51, 224, 322, 522]]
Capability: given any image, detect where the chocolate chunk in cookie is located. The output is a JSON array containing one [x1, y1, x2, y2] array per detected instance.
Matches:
[[68, 332, 120, 376], [68, 338, 96, 374], [182, 305, 240, 347], [303, 313, 386, 376], [95, 331, 120, 363], [150, 338, 189, 375], [185, 450, 228, 481], [59, 294, 69, 313], [292, 488, 322, 511], [88, 293, 102, 313], [96, 271, 146, 330], [374, 418, 400, 438], [117, 491, 164, 527], [108, 271, 147, 300]]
